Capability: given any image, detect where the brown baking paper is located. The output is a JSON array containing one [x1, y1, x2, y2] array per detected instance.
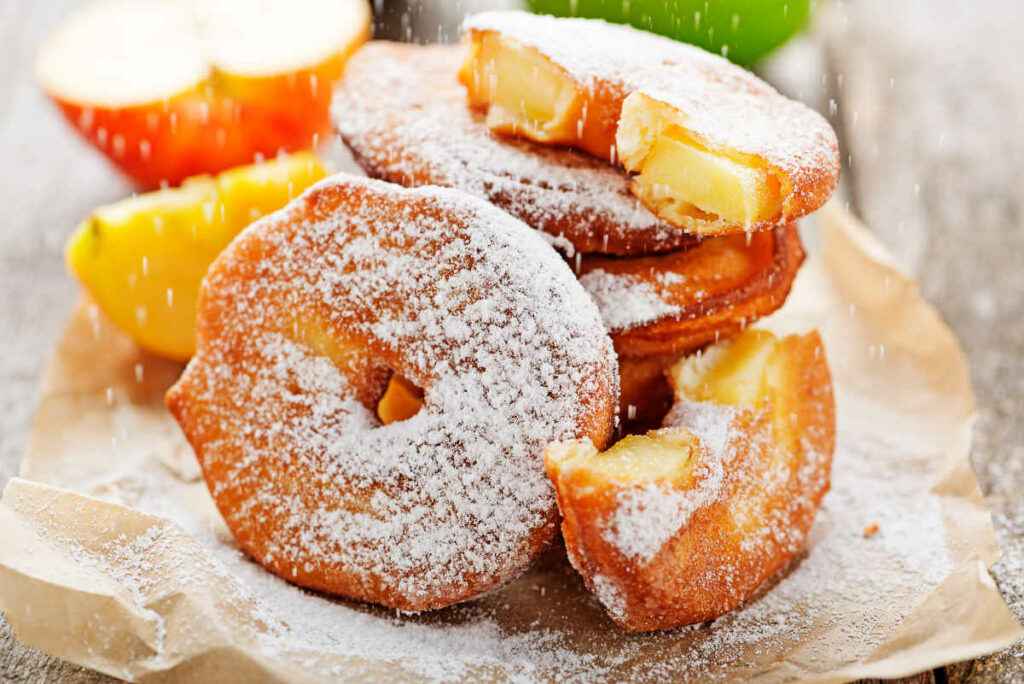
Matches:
[[0, 203, 1020, 682]]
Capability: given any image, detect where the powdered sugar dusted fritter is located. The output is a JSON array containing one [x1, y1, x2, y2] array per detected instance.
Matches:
[[332, 42, 696, 256], [546, 331, 834, 632], [580, 223, 805, 358], [166, 175, 617, 611], [463, 11, 840, 234]]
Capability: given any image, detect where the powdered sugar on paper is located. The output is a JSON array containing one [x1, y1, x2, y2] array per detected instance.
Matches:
[[24, 413, 964, 682]]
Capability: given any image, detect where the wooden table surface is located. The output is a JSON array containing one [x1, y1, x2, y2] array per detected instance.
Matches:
[[1, 1, 1021, 681]]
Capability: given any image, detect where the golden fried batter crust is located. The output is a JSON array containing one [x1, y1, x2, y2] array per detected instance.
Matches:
[[546, 330, 834, 631], [167, 175, 617, 611], [581, 224, 805, 358]]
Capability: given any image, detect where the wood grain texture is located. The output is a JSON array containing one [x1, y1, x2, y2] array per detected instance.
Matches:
[[0, 0, 1019, 682], [0, 1, 121, 681], [824, 1, 1024, 680]]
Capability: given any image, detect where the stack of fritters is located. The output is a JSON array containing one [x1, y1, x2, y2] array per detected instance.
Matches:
[[333, 16, 836, 432], [324, 11, 841, 630]]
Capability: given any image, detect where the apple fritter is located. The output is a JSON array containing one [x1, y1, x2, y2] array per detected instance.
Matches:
[[461, 12, 839, 236], [546, 329, 835, 632]]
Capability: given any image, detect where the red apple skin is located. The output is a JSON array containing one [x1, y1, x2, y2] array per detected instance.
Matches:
[[49, 47, 358, 189]]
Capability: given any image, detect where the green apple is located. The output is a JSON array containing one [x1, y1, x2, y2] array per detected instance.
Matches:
[[525, 0, 811, 66]]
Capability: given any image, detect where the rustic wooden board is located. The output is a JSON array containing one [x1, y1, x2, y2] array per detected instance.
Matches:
[[0, 1, 1019, 682], [823, 2, 1024, 681]]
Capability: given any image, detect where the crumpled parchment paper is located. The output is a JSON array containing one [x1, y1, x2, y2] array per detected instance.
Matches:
[[0, 203, 1019, 683]]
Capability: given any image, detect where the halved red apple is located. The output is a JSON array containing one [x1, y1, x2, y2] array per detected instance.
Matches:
[[37, 0, 371, 188]]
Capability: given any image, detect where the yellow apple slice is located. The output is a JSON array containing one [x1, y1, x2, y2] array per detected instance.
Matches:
[[460, 30, 619, 162], [37, 0, 369, 188], [460, 31, 585, 146], [616, 94, 783, 231], [548, 428, 703, 487], [668, 328, 780, 406], [66, 152, 327, 361]]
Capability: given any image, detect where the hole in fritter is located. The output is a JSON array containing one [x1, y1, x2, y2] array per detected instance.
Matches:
[[376, 372, 425, 425]]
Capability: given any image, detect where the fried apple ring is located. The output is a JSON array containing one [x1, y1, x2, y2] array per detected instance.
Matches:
[[166, 175, 617, 611], [545, 329, 835, 631], [333, 41, 695, 256], [580, 223, 805, 359], [461, 12, 839, 236]]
